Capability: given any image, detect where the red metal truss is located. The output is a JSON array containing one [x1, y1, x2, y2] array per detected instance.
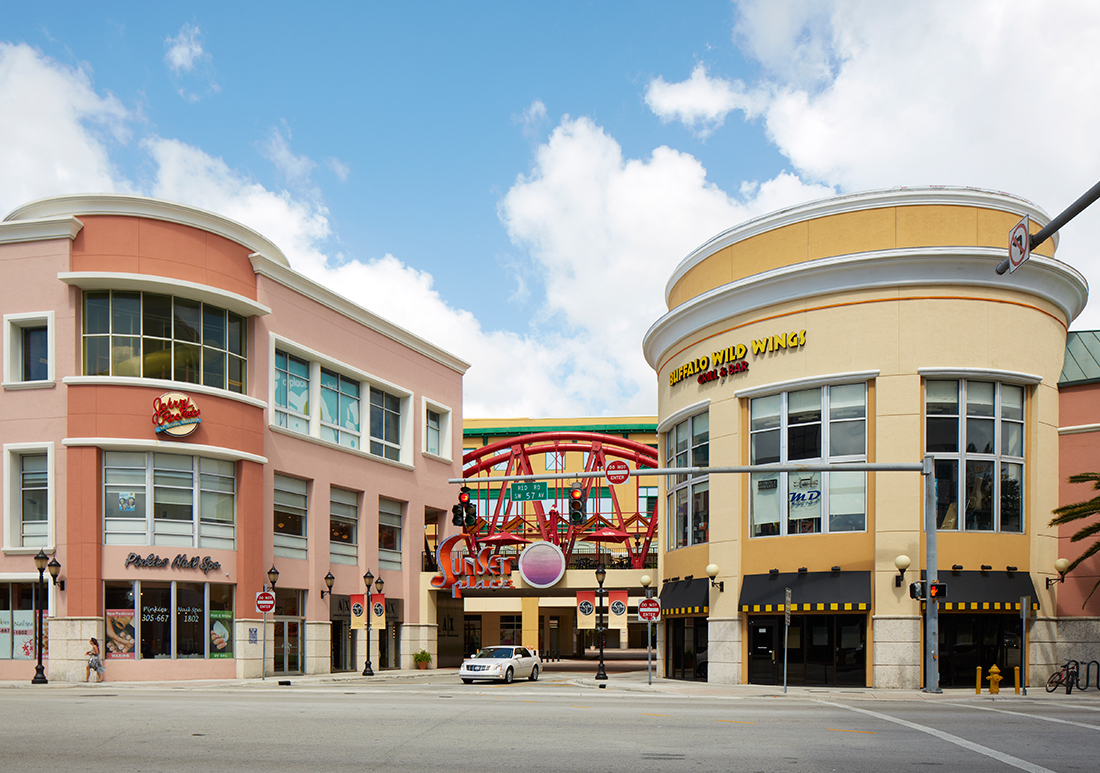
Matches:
[[461, 432, 659, 569]]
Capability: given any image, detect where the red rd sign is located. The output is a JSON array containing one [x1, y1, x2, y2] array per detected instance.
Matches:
[[1008, 215, 1031, 274], [256, 591, 275, 613], [605, 460, 631, 485], [638, 597, 661, 622]]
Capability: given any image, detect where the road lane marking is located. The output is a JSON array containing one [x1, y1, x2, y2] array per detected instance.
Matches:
[[642, 713, 669, 717], [957, 704, 1100, 731], [718, 720, 755, 724], [570, 705, 591, 709], [816, 700, 1058, 773], [828, 728, 875, 734]]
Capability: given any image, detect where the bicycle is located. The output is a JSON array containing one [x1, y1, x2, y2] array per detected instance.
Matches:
[[1046, 660, 1079, 694]]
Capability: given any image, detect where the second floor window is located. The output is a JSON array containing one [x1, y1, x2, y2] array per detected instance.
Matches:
[[370, 387, 401, 461], [666, 412, 709, 549], [926, 379, 1024, 533], [83, 291, 245, 393], [20, 454, 48, 547], [749, 383, 867, 537], [273, 474, 308, 560], [330, 487, 359, 565]]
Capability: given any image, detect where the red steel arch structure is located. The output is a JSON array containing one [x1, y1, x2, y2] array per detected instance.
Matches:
[[461, 432, 659, 569]]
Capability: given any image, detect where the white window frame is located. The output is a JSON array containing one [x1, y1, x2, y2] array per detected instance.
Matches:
[[273, 474, 309, 561], [422, 398, 453, 461], [747, 381, 868, 538], [923, 375, 1029, 534], [3, 311, 55, 389], [3, 442, 55, 552], [665, 412, 709, 550], [378, 498, 403, 571], [270, 335, 412, 465], [101, 451, 237, 549], [329, 487, 359, 566]]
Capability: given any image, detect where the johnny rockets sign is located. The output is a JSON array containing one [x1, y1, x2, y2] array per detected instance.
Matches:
[[431, 534, 515, 599], [152, 392, 202, 438], [668, 329, 807, 388]]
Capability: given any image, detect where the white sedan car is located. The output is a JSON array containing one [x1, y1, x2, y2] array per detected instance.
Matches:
[[460, 645, 541, 684]]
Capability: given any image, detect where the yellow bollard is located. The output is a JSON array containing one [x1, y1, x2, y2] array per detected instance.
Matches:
[[986, 664, 1002, 695], [1014, 666, 1020, 694], [976, 666, 983, 694]]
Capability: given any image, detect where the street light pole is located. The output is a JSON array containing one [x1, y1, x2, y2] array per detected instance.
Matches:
[[641, 574, 652, 686], [595, 566, 608, 681], [31, 550, 49, 684], [363, 570, 375, 676]]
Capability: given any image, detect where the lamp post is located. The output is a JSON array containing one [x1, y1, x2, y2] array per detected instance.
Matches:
[[31, 550, 50, 684], [640, 574, 652, 686], [363, 570, 375, 676], [320, 572, 335, 599], [594, 565, 608, 681], [263, 565, 278, 681]]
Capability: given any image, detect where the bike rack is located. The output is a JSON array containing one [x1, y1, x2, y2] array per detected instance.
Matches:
[[1076, 659, 1100, 691]]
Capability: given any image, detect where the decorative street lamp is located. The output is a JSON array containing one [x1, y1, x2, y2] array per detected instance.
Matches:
[[594, 565, 608, 681], [363, 570, 376, 676], [31, 550, 51, 684], [320, 572, 335, 599]]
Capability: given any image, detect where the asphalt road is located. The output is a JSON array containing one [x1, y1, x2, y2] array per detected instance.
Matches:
[[4, 674, 1099, 772]]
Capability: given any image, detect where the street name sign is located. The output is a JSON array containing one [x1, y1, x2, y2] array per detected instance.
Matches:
[[511, 481, 548, 501]]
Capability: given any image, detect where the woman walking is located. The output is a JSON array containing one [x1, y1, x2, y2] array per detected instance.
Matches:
[[85, 637, 106, 682]]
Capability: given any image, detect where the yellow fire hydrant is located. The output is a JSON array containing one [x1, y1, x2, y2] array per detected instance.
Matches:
[[986, 664, 1003, 694]]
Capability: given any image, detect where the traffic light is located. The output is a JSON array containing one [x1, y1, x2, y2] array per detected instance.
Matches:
[[909, 581, 925, 600], [568, 482, 586, 525], [456, 487, 477, 528], [928, 582, 948, 600], [459, 487, 477, 527]]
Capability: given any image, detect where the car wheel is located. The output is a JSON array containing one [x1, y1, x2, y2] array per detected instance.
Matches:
[[503, 667, 514, 684], [462, 678, 473, 684], [528, 665, 539, 681]]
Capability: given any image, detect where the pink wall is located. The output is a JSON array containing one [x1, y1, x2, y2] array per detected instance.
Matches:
[[1057, 383, 1100, 615]]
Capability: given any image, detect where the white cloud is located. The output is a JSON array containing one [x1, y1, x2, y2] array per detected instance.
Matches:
[[260, 125, 317, 188], [645, 63, 762, 138], [514, 99, 549, 142], [729, 0, 1100, 328], [0, 43, 131, 214], [165, 23, 204, 74], [326, 157, 350, 182]]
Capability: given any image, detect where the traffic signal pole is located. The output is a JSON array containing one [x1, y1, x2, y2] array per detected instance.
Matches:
[[923, 455, 941, 693], [996, 178, 1100, 274]]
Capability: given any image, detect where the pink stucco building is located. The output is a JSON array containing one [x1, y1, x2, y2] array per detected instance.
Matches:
[[0, 194, 466, 681]]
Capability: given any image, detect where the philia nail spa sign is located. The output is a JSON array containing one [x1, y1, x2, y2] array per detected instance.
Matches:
[[152, 392, 202, 438]]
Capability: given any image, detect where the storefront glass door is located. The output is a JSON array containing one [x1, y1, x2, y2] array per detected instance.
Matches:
[[273, 619, 301, 673]]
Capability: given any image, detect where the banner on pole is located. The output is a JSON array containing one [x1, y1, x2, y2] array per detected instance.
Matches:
[[371, 593, 386, 625], [609, 590, 629, 631], [350, 593, 366, 630], [576, 591, 595, 630]]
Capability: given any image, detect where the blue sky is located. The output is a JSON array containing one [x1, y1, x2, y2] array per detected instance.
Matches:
[[3, 1, 1100, 418]]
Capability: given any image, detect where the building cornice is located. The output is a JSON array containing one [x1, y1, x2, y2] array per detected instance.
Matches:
[[643, 247, 1088, 371], [4, 194, 291, 267], [0, 215, 84, 245], [665, 186, 1053, 304], [63, 437, 268, 465], [252, 253, 470, 375], [58, 272, 271, 318]]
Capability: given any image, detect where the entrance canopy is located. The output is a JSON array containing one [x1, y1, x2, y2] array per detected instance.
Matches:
[[922, 570, 1040, 611], [659, 577, 709, 617], [739, 571, 870, 613]]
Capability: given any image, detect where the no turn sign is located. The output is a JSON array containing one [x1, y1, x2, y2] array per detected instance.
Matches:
[[1008, 215, 1031, 274]]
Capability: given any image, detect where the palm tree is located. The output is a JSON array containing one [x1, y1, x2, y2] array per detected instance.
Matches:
[[1050, 472, 1100, 603]]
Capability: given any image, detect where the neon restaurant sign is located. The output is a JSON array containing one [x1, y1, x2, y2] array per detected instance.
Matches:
[[152, 392, 202, 437], [668, 329, 807, 388], [431, 534, 514, 598]]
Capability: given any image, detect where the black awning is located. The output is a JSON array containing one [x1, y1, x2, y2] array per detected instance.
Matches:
[[659, 577, 709, 617], [922, 570, 1040, 611], [739, 571, 870, 613]]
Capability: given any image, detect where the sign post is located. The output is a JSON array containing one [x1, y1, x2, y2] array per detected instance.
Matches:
[[256, 590, 275, 680], [1021, 595, 1030, 695], [638, 597, 661, 686], [784, 587, 791, 694]]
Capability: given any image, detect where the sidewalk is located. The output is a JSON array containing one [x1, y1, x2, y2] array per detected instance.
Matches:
[[5, 662, 1098, 703]]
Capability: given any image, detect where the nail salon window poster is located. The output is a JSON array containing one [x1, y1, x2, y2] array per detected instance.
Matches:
[[106, 608, 136, 659], [12, 610, 34, 659], [0, 610, 11, 658], [209, 610, 233, 658]]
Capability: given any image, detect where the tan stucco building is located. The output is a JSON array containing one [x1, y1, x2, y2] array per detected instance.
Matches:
[[643, 187, 1088, 687]]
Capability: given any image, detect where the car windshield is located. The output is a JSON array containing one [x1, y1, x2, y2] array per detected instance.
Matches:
[[476, 647, 514, 659]]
